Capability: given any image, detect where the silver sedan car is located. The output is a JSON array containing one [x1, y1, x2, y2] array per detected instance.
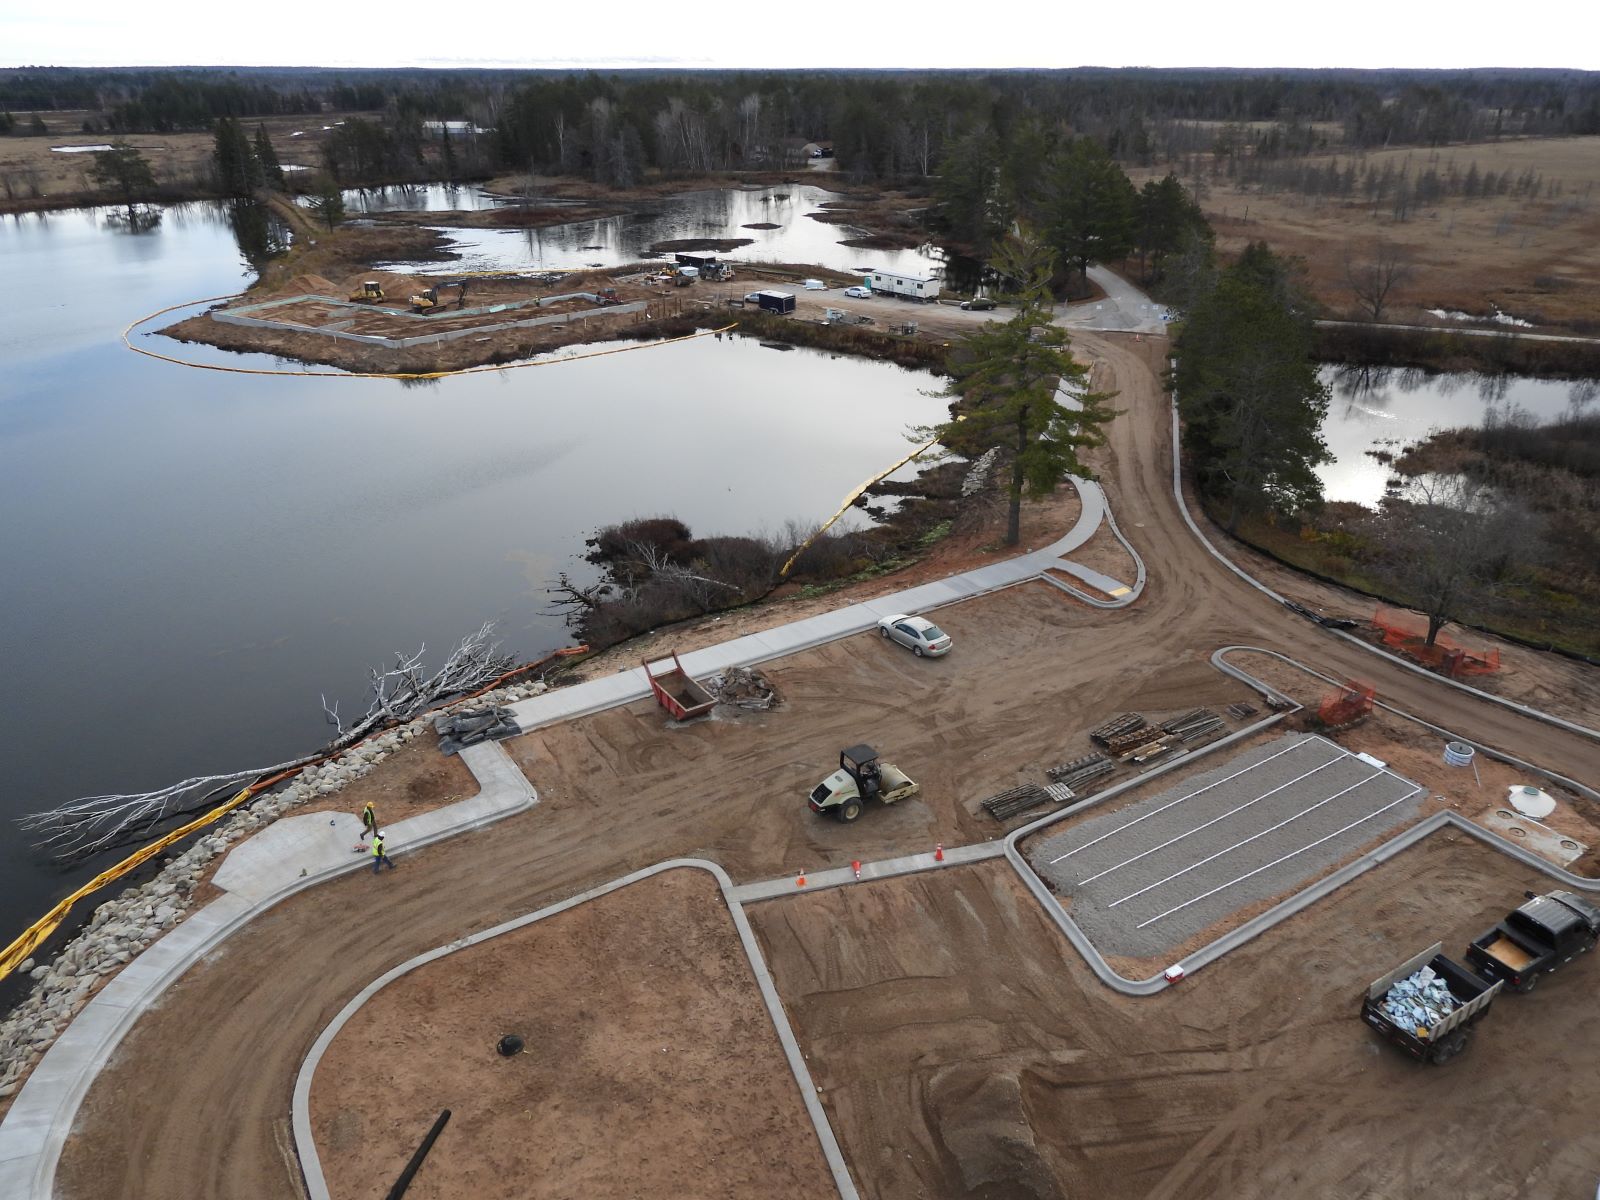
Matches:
[[876, 613, 952, 657]]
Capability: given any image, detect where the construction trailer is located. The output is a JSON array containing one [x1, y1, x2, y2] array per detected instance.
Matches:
[[753, 290, 796, 315], [869, 270, 942, 302]]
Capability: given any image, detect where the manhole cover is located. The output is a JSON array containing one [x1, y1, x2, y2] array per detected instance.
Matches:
[[1496, 810, 1516, 819], [1508, 827, 1527, 838], [1562, 839, 1580, 851]]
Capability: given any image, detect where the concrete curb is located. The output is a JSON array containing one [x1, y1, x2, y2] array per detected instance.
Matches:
[[1001, 645, 1600, 998], [1167, 397, 1600, 744], [505, 473, 1112, 734], [291, 860, 859, 1200], [0, 742, 536, 1199]]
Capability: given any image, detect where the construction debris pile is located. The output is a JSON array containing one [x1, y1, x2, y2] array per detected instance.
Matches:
[[1046, 754, 1115, 789], [1376, 965, 1460, 1033], [704, 666, 779, 710], [982, 782, 1075, 822], [434, 705, 519, 756]]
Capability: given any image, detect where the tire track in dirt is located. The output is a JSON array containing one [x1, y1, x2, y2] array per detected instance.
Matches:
[[50, 331, 1600, 1200]]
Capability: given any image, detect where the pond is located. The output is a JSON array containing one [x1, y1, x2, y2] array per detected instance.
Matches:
[[0, 202, 941, 950], [1316, 364, 1592, 506], [381, 183, 944, 279]]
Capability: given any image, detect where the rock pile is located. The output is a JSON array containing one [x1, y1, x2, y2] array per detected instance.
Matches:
[[961, 447, 1002, 497], [705, 666, 779, 710], [0, 676, 549, 1101]]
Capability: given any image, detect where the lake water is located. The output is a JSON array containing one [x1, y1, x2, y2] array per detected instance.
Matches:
[[1316, 364, 1591, 506], [0, 201, 941, 953], [380, 183, 943, 278]]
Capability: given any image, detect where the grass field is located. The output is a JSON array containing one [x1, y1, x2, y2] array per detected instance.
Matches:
[[1134, 136, 1600, 333]]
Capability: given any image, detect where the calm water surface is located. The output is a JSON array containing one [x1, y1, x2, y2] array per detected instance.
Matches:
[[1316, 364, 1590, 506], [0, 202, 939, 949], [382, 183, 943, 278]]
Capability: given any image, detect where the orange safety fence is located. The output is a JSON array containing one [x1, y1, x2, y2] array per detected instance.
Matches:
[[1371, 606, 1500, 677], [0, 644, 589, 987], [1318, 680, 1375, 726]]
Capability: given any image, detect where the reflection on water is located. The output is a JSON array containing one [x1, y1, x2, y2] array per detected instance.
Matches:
[[381, 183, 944, 278], [0, 202, 941, 943], [1317, 364, 1579, 506]]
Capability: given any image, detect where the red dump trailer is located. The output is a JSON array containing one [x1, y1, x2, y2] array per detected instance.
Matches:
[[643, 651, 716, 721]]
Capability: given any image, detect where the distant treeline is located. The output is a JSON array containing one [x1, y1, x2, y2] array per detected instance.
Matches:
[[3, 66, 1598, 150]]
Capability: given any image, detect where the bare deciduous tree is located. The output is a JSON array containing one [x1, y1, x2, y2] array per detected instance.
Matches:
[[1345, 240, 1415, 322], [1370, 472, 1543, 646], [24, 624, 516, 861]]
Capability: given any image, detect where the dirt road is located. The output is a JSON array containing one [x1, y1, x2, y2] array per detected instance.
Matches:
[[53, 330, 1599, 1199], [749, 843, 1600, 1199]]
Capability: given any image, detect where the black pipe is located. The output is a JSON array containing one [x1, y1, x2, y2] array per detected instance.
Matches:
[[386, 1109, 451, 1200]]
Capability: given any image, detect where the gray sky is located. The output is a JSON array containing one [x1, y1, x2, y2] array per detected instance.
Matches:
[[3, 0, 1594, 70]]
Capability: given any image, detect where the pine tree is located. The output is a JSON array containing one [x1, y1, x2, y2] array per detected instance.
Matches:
[[1175, 243, 1332, 531], [1043, 138, 1138, 283], [307, 176, 345, 230], [928, 231, 1116, 546], [90, 141, 156, 221], [253, 123, 284, 187]]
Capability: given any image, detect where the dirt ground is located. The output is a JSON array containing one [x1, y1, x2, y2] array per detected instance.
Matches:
[[52, 327, 1600, 1200], [514, 587, 1260, 885], [1132, 136, 1600, 332], [310, 868, 829, 1200], [564, 485, 1080, 685], [749, 848, 1600, 1200]]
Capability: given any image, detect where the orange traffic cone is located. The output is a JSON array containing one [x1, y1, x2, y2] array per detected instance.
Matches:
[[852, 860, 861, 880], [796, 869, 807, 888], [934, 842, 945, 862]]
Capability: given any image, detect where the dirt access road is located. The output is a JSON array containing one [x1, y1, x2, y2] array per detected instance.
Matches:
[[53, 330, 1599, 1199], [749, 841, 1600, 1199]]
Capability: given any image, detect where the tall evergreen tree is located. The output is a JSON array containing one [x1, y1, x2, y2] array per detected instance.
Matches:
[[1134, 174, 1209, 281], [1043, 138, 1137, 282], [1175, 243, 1332, 530], [252, 123, 284, 187], [212, 117, 261, 196], [935, 129, 1008, 253], [929, 231, 1116, 546], [89, 140, 155, 222]]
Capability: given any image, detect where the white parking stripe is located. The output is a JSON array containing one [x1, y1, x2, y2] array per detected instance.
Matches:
[[1047, 739, 1318, 864], [1133, 786, 1424, 929], [1077, 755, 1345, 886], [1107, 771, 1386, 907]]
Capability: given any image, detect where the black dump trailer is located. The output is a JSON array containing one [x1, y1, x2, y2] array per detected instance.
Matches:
[[1361, 942, 1502, 1065], [1465, 890, 1600, 993]]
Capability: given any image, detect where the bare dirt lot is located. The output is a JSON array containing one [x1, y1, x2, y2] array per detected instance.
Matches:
[[310, 867, 829, 1200], [51, 328, 1600, 1200], [1134, 136, 1600, 332], [512, 586, 1260, 885], [750, 848, 1600, 1199]]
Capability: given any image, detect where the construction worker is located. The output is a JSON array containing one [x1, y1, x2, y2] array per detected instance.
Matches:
[[371, 832, 395, 875], [359, 802, 377, 842]]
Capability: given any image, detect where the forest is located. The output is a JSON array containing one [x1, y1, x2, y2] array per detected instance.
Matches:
[[5, 66, 1598, 183]]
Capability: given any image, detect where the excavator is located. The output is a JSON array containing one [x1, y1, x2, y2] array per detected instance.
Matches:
[[410, 280, 469, 314]]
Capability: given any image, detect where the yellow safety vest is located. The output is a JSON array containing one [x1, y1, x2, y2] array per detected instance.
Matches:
[[371, 839, 385, 857]]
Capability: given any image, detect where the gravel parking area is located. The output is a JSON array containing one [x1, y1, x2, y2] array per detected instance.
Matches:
[[1028, 734, 1424, 959]]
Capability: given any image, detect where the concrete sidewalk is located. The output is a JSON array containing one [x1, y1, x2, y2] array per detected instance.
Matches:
[[508, 477, 1109, 733], [0, 742, 536, 1198]]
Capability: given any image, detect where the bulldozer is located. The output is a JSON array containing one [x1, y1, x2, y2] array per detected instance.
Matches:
[[348, 280, 384, 304], [807, 744, 919, 823]]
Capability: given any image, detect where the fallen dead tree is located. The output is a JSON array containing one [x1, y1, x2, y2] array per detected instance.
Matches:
[[22, 623, 517, 862]]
